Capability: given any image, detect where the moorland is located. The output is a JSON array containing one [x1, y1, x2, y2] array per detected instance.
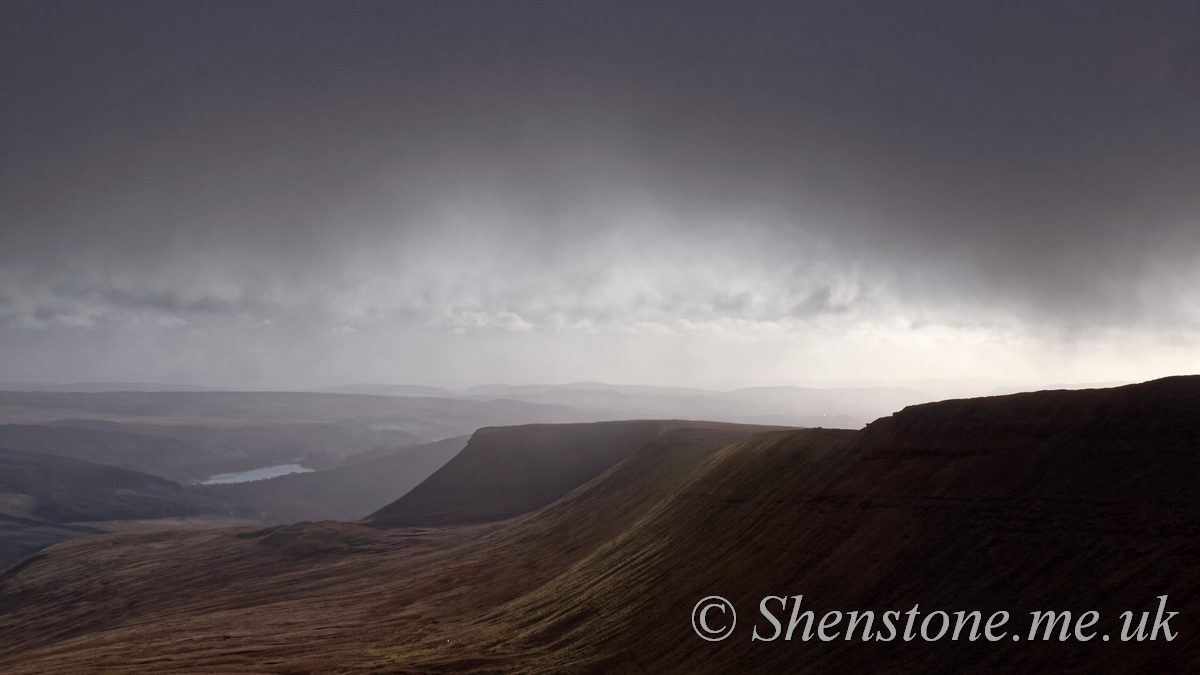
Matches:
[[0, 378, 1195, 673]]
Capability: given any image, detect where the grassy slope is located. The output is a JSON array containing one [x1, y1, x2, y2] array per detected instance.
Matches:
[[0, 380, 1196, 673], [454, 379, 1199, 674], [0, 421, 769, 673]]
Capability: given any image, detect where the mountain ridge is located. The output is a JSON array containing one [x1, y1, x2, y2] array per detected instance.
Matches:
[[0, 378, 1194, 673]]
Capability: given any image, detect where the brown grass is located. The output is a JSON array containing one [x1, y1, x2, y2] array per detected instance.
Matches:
[[0, 380, 1197, 673]]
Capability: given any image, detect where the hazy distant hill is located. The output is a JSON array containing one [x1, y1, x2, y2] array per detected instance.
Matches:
[[310, 383, 462, 398], [0, 382, 222, 393], [318, 381, 924, 428], [457, 382, 923, 428], [0, 424, 229, 483], [0, 379, 1194, 673], [0, 390, 617, 472], [0, 390, 601, 429]]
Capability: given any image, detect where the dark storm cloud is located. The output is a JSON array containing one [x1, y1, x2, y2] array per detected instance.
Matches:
[[2, 1, 1199, 385]]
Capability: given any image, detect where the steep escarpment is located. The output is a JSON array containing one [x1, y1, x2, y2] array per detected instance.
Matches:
[[364, 420, 681, 526], [450, 378, 1198, 674], [0, 379, 1195, 674]]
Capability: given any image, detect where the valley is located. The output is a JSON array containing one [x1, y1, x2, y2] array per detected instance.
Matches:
[[0, 378, 1195, 673]]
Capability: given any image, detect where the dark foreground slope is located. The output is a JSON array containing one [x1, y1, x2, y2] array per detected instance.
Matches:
[[0, 379, 1195, 674], [474, 378, 1198, 674]]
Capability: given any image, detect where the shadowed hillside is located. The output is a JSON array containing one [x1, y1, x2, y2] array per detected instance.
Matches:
[[0, 379, 1195, 673], [0, 447, 209, 523], [467, 379, 1198, 673], [365, 420, 689, 527], [0, 424, 228, 483], [0, 447, 218, 568]]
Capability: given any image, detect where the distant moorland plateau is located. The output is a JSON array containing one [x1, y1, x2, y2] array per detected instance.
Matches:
[[0, 378, 1195, 673]]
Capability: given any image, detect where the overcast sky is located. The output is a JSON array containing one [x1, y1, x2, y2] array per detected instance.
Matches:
[[2, 1, 1199, 389]]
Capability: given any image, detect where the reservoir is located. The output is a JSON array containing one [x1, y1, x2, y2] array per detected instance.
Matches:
[[200, 464, 314, 484]]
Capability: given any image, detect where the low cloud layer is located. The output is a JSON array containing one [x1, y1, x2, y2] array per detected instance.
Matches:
[[2, 2, 1199, 388]]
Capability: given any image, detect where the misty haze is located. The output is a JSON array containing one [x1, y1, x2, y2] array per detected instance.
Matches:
[[0, 2, 1196, 674]]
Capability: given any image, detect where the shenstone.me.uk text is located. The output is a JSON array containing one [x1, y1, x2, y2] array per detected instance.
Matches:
[[691, 595, 1179, 643]]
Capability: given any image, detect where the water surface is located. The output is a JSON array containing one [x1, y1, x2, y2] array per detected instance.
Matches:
[[200, 464, 313, 485]]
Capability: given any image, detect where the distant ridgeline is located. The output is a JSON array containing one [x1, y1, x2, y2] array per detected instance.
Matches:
[[0, 377, 1195, 674]]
